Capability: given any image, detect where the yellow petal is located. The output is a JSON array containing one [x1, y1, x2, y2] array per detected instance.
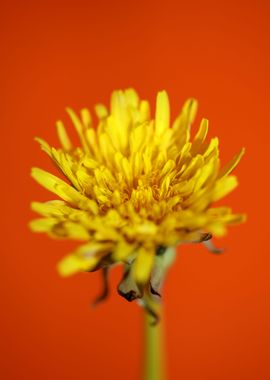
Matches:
[[56, 121, 72, 151], [207, 207, 232, 217], [121, 157, 133, 185], [66, 107, 90, 153], [31, 167, 73, 200], [221, 213, 247, 224], [66, 107, 84, 133], [31, 200, 67, 217], [58, 242, 113, 277], [172, 98, 198, 135], [112, 240, 136, 261], [203, 137, 219, 158], [160, 159, 175, 178], [207, 223, 227, 237], [218, 148, 245, 178], [31, 167, 92, 209], [29, 218, 56, 232], [139, 100, 150, 122], [57, 254, 98, 277], [193, 157, 218, 192], [212, 175, 238, 201], [85, 128, 102, 160], [63, 222, 89, 240], [80, 108, 92, 128], [129, 124, 146, 153], [124, 88, 139, 108], [35, 137, 52, 156], [180, 155, 204, 180], [50, 149, 79, 189], [181, 98, 198, 126], [95, 103, 108, 119], [134, 245, 155, 285], [191, 118, 209, 154], [155, 91, 170, 136]]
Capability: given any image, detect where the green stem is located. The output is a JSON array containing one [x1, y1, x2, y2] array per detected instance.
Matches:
[[144, 303, 166, 380]]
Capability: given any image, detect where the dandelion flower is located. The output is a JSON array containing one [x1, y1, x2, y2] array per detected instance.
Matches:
[[30, 89, 245, 314]]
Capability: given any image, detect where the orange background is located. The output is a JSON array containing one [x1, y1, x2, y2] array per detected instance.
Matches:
[[1, 1, 270, 379]]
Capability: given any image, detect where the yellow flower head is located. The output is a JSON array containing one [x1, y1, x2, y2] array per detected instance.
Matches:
[[30, 89, 245, 309]]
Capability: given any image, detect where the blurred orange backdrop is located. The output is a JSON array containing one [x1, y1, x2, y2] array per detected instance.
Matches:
[[1, 1, 270, 379]]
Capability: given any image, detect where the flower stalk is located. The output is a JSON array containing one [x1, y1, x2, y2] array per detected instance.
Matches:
[[144, 302, 165, 380], [142, 246, 175, 380]]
